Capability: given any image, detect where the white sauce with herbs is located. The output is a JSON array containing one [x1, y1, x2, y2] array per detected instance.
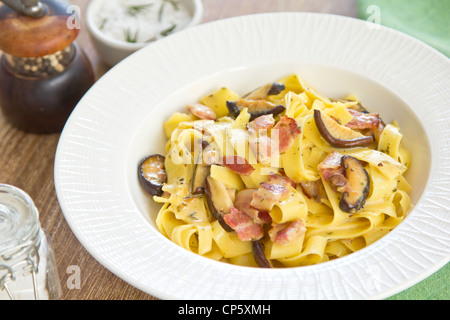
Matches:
[[96, 0, 192, 43]]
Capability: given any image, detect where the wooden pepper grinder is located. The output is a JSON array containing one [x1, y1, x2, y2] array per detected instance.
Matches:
[[0, 0, 94, 133]]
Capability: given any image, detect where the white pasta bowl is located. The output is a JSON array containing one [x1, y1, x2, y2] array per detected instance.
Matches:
[[86, 0, 203, 66], [55, 13, 450, 299]]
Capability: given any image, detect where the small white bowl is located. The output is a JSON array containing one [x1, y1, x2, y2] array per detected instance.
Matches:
[[86, 0, 203, 66]]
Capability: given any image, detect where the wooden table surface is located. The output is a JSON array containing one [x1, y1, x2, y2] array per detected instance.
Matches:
[[0, 0, 357, 300]]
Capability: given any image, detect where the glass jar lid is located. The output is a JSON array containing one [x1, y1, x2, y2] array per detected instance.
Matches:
[[0, 185, 40, 252]]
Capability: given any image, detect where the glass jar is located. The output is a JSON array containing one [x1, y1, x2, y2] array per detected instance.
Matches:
[[0, 184, 61, 300]]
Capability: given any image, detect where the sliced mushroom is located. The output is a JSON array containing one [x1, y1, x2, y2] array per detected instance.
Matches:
[[190, 164, 210, 195], [138, 154, 167, 196], [226, 99, 286, 121], [205, 175, 234, 232], [189, 140, 212, 195], [243, 82, 286, 100], [252, 240, 272, 268], [332, 101, 387, 143], [339, 156, 370, 213], [267, 83, 286, 96], [314, 109, 373, 148]]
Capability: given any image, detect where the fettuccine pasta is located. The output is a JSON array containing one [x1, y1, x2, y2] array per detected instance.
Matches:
[[138, 74, 412, 268]]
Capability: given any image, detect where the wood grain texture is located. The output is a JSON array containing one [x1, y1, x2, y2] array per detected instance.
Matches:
[[0, 0, 356, 300]]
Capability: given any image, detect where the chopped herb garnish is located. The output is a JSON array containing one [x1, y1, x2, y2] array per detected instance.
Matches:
[[124, 28, 139, 43], [99, 18, 108, 30], [145, 23, 178, 42], [158, 0, 180, 22], [160, 23, 177, 36], [127, 3, 153, 16], [189, 211, 200, 221]]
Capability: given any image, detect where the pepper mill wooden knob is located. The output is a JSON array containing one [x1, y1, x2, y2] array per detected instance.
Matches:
[[0, 0, 94, 133]]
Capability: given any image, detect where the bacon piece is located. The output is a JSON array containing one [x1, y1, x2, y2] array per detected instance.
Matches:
[[223, 207, 264, 241], [318, 151, 344, 182], [267, 173, 296, 188], [222, 155, 255, 176], [250, 186, 279, 212], [187, 103, 217, 120], [329, 174, 350, 193], [257, 211, 272, 224], [318, 151, 351, 193], [249, 135, 275, 164], [299, 179, 326, 202], [235, 189, 259, 219], [250, 174, 292, 212], [345, 109, 386, 142], [345, 109, 380, 130], [268, 220, 306, 245], [247, 115, 277, 164], [234, 188, 273, 225], [272, 116, 301, 153], [248, 114, 276, 132]]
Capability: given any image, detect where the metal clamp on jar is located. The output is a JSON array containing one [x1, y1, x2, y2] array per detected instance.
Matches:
[[0, 0, 94, 133]]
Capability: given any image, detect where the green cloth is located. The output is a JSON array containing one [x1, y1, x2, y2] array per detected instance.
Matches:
[[357, 0, 450, 57], [357, 0, 450, 299], [388, 263, 450, 300]]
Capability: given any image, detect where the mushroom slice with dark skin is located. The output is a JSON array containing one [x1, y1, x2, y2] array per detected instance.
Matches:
[[190, 163, 210, 195], [339, 155, 370, 214], [314, 109, 373, 148], [138, 154, 167, 196], [243, 82, 286, 100], [226, 99, 286, 121], [205, 175, 234, 232], [189, 140, 212, 195], [252, 240, 272, 268]]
